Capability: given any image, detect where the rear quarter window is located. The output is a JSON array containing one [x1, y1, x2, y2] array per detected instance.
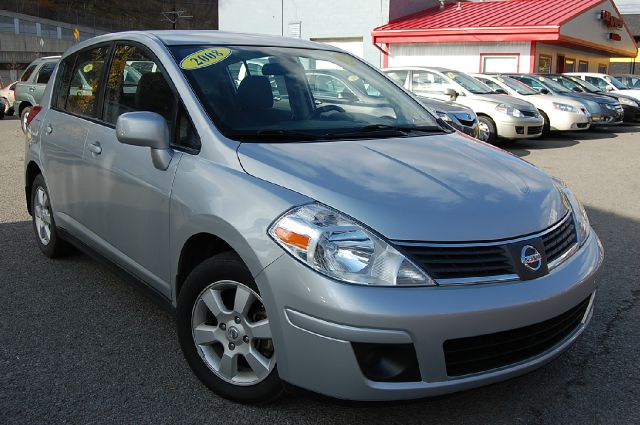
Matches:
[[20, 65, 37, 82]]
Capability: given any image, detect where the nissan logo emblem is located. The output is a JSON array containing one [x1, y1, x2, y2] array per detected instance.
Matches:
[[521, 245, 542, 272]]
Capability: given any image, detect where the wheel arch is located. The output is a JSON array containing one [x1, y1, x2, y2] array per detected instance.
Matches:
[[25, 161, 42, 216]]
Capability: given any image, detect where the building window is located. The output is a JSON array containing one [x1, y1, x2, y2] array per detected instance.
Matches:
[[578, 61, 589, 72], [538, 55, 552, 73], [18, 19, 38, 36], [480, 54, 519, 73], [564, 58, 576, 72], [0, 15, 14, 33], [598, 63, 608, 73], [40, 24, 59, 38]]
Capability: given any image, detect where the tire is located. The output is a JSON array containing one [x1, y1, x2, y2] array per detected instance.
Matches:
[[31, 174, 71, 258], [7, 107, 14, 116], [21, 106, 32, 133], [177, 252, 285, 404], [539, 110, 551, 137], [477, 115, 498, 144]]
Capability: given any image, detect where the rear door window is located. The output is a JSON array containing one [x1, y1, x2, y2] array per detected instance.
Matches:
[[65, 46, 109, 118], [36, 62, 56, 84], [20, 65, 37, 82], [52, 55, 76, 110], [385, 70, 408, 86]]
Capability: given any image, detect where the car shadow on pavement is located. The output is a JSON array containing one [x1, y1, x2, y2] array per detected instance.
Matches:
[[0, 204, 638, 424]]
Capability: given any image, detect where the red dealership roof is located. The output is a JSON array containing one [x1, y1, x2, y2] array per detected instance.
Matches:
[[372, 0, 637, 57], [376, 0, 604, 32]]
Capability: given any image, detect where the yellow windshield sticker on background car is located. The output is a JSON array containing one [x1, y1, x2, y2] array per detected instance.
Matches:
[[347, 75, 359, 82], [180, 48, 232, 70], [447, 72, 456, 79], [83, 64, 93, 73]]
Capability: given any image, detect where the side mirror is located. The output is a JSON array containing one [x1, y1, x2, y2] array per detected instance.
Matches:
[[537, 88, 549, 95], [444, 88, 459, 101], [572, 86, 585, 92], [494, 88, 508, 95], [116, 111, 173, 170]]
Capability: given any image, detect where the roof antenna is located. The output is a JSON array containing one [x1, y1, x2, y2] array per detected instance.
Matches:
[[439, 1, 445, 10], [457, 2, 463, 10]]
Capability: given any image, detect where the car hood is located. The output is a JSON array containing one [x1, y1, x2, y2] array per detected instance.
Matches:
[[237, 134, 568, 241], [417, 96, 473, 113], [616, 89, 640, 100], [469, 93, 538, 111], [566, 92, 619, 104]]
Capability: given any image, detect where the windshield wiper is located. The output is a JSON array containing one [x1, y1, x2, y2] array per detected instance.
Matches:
[[228, 129, 320, 141], [322, 124, 444, 139]]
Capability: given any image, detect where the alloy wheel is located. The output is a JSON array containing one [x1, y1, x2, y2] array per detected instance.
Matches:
[[191, 280, 275, 386], [33, 186, 52, 245], [478, 121, 491, 141]]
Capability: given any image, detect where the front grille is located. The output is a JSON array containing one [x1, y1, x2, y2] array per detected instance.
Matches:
[[542, 215, 577, 263], [394, 214, 577, 284], [398, 245, 515, 280], [528, 125, 543, 134], [443, 296, 591, 377], [451, 112, 476, 127], [521, 110, 538, 118]]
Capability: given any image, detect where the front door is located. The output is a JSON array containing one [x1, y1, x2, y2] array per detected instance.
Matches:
[[82, 44, 187, 297]]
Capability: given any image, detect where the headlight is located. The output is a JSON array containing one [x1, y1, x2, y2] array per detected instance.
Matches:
[[618, 97, 639, 107], [437, 111, 453, 122], [553, 178, 590, 247], [495, 103, 524, 117], [269, 203, 434, 286], [552, 102, 578, 112]]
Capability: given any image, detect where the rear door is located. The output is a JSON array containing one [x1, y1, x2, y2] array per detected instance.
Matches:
[[41, 46, 111, 233]]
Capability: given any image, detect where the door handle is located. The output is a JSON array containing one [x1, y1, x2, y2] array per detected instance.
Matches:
[[88, 142, 102, 155], [45, 123, 53, 134], [29, 87, 36, 92]]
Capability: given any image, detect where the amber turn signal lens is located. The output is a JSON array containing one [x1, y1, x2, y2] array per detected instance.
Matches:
[[274, 226, 310, 250]]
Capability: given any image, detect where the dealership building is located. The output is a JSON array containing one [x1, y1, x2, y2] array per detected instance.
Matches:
[[373, 0, 638, 74]]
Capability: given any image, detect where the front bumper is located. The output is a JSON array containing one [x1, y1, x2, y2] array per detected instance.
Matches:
[[622, 104, 640, 122], [256, 231, 603, 401], [591, 106, 624, 126], [496, 116, 545, 140], [549, 110, 591, 131]]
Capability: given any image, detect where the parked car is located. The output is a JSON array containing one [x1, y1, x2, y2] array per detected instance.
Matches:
[[472, 74, 590, 135], [613, 74, 640, 89], [25, 31, 603, 404], [565, 72, 640, 102], [14, 56, 60, 133], [382, 67, 543, 143], [549, 74, 640, 123], [508, 74, 623, 126], [0, 81, 18, 115], [0, 97, 5, 119], [418, 96, 479, 138]]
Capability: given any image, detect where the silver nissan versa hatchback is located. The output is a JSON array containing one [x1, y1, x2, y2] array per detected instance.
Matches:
[[25, 31, 603, 403]]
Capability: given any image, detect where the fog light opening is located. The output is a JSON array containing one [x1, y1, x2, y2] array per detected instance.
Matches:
[[352, 343, 421, 383]]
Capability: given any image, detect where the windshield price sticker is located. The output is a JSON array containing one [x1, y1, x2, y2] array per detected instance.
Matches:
[[180, 48, 232, 70]]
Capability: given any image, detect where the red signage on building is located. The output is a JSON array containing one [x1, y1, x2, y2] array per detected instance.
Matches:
[[608, 33, 622, 41], [600, 10, 623, 29]]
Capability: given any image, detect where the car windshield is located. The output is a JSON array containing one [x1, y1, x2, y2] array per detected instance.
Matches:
[[567, 77, 601, 93], [169, 45, 442, 141], [496, 76, 537, 95], [443, 70, 493, 94], [535, 76, 571, 93], [548, 76, 585, 92], [607, 75, 628, 90]]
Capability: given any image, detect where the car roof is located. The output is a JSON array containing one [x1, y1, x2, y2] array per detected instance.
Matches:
[[384, 66, 452, 72], [67, 30, 340, 53]]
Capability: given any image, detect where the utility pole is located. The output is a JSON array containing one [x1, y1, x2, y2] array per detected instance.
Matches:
[[162, 2, 193, 30]]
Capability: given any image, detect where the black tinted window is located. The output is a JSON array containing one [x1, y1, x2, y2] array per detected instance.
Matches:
[[65, 46, 108, 118], [103, 44, 175, 127], [20, 65, 37, 82], [53, 55, 76, 110], [36, 62, 56, 84]]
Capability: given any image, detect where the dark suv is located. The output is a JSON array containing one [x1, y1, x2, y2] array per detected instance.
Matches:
[[14, 56, 60, 132]]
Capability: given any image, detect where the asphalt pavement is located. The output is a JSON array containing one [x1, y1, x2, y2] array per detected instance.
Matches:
[[1, 115, 638, 424]]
